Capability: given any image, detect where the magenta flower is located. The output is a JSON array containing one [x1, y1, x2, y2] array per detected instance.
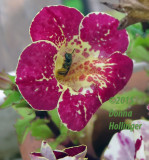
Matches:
[[147, 105, 149, 111], [30, 141, 87, 160], [16, 5, 133, 131], [104, 120, 149, 160]]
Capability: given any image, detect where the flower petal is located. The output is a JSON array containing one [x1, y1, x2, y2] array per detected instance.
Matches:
[[41, 141, 56, 160], [53, 151, 68, 159], [96, 53, 133, 103], [30, 153, 48, 160], [61, 53, 133, 99], [30, 5, 84, 47], [64, 145, 87, 158], [133, 120, 149, 159], [104, 130, 135, 160], [16, 41, 62, 110], [80, 13, 129, 57], [134, 130, 145, 160], [58, 88, 101, 131], [58, 53, 132, 131]]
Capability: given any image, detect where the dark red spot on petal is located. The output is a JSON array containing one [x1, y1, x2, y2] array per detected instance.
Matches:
[[79, 64, 83, 69], [84, 61, 90, 65], [87, 76, 93, 82], [134, 136, 143, 159], [78, 87, 83, 92], [84, 66, 88, 70], [75, 49, 80, 53], [79, 75, 86, 81], [82, 52, 89, 58], [31, 153, 42, 156]]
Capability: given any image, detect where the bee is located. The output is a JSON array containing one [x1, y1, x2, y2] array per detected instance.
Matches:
[[57, 49, 75, 77]]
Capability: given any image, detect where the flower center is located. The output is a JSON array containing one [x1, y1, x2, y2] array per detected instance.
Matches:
[[55, 49, 102, 93], [55, 50, 75, 81]]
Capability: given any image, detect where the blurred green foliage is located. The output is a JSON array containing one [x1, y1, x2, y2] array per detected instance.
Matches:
[[49, 124, 68, 150], [15, 116, 34, 144], [102, 89, 149, 111], [127, 23, 149, 63], [62, 0, 84, 14], [1, 90, 22, 108]]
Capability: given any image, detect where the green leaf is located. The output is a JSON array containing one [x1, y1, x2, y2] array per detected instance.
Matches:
[[127, 24, 149, 62], [16, 117, 54, 144], [49, 124, 68, 150], [60, 123, 68, 135], [30, 119, 54, 140], [3, 90, 13, 96], [48, 109, 60, 127], [133, 36, 149, 48], [145, 69, 149, 76], [15, 117, 34, 144], [101, 89, 149, 111], [13, 106, 35, 118], [0, 91, 22, 108], [8, 75, 16, 84], [127, 32, 134, 51], [15, 100, 29, 108], [127, 23, 144, 38], [128, 46, 149, 62], [62, 0, 84, 13]]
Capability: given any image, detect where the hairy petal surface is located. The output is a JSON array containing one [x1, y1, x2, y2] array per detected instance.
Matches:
[[104, 130, 135, 160], [16, 41, 62, 110], [30, 5, 84, 47], [80, 13, 129, 58]]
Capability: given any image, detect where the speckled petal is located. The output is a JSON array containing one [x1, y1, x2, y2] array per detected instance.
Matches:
[[58, 53, 133, 131], [16, 41, 62, 110], [64, 145, 87, 158], [104, 130, 135, 160], [41, 141, 56, 160], [80, 13, 129, 58], [96, 53, 133, 103], [60, 53, 133, 100], [30, 153, 48, 160], [30, 5, 84, 47], [58, 88, 101, 131]]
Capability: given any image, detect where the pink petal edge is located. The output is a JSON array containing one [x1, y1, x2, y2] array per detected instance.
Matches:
[[30, 5, 84, 47], [80, 12, 129, 58], [16, 41, 62, 110]]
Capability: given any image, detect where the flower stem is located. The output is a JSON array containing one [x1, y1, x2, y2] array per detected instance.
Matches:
[[35, 111, 60, 137]]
